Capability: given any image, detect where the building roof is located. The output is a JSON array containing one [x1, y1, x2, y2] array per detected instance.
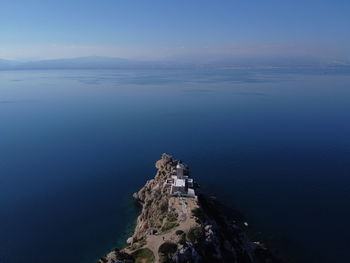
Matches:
[[176, 163, 185, 169], [174, 178, 185, 187]]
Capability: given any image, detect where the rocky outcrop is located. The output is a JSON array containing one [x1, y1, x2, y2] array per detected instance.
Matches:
[[97, 154, 282, 263]]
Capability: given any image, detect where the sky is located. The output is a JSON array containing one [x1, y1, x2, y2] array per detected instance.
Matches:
[[0, 0, 349, 60]]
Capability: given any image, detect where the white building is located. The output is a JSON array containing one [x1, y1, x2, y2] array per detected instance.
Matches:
[[170, 162, 196, 198]]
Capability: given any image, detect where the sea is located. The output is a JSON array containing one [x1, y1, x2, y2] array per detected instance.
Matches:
[[0, 68, 349, 263]]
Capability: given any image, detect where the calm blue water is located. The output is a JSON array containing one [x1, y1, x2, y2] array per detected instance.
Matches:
[[0, 68, 349, 263]]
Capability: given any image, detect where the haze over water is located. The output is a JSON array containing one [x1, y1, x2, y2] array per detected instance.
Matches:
[[0, 68, 350, 263]]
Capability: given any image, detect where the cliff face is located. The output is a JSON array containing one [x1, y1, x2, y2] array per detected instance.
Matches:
[[98, 154, 281, 263]]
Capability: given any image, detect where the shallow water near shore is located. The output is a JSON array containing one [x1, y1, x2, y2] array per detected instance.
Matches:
[[0, 68, 350, 263]]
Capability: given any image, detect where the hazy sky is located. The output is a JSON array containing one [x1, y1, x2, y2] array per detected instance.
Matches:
[[1, 0, 349, 60]]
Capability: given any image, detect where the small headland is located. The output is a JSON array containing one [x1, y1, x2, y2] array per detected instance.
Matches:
[[97, 153, 282, 263]]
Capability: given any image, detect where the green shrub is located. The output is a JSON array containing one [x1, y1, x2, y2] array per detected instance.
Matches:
[[132, 248, 155, 263], [158, 241, 178, 262], [187, 226, 204, 243], [161, 221, 178, 232], [166, 212, 178, 222], [179, 234, 186, 245], [175, 230, 184, 235], [160, 200, 168, 213], [115, 250, 133, 261], [191, 208, 204, 219], [130, 238, 147, 250]]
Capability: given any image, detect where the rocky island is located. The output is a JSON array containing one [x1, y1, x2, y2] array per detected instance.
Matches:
[[98, 154, 281, 263]]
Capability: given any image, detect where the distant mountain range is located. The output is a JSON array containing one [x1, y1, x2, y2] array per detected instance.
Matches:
[[0, 56, 349, 70], [0, 57, 154, 70]]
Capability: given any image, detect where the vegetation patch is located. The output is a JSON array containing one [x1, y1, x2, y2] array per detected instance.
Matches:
[[132, 248, 155, 263], [161, 221, 179, 232], [114, 250, 134, 261], [130, 238, 147, 250], [158, 242, 178, 263], [145, 200, 153, 207], [191, 207, 205, 222], [187, 226, 204, 243], [175, 230, 184, 235], [160, 200, 168, 213], [166, 211, 178, 222]]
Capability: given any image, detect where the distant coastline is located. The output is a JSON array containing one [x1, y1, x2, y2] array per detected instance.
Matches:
[[1, 56, 350, 71]]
